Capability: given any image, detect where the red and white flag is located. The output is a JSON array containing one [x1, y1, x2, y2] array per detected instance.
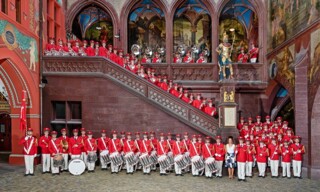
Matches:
[[19, 90, 27, 131]]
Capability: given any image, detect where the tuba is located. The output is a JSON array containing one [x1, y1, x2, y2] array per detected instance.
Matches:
[[157, 47, 165, 56], [131, 44, 141, 56], [62, 139, 68, 151], [144, 47, 153, 57], [177, 45, 185, 56]]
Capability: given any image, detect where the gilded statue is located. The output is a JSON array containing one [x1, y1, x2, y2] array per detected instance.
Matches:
[[216, 32, 234, 81], [224, 91, 235, 103]]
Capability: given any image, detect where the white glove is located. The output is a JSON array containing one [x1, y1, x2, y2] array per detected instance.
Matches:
[[25, 136, 28, 141]]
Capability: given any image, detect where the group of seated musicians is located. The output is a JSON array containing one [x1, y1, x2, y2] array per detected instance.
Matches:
[[20, 117, 304, 180]]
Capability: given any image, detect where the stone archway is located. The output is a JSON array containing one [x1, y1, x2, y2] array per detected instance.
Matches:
[[310, 86, 320, 179]]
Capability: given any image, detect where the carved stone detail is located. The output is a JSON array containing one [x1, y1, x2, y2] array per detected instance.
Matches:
[[190, 112, 218, 133], [233, 66, 262, 81], [172, 67, 214, 80]]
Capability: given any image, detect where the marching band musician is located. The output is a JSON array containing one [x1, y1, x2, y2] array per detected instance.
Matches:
[[172, 134, 185, 176], [160, 76, 169, 91], [140, 132, 152, 175], [157, 133, 169, 176], [276, 116, 283, 127], [59, 128, 69, 172], [80, 128, 88, 163], [19, 128, 38, 176], [291, 136, 305, 179], [249, 43, 259, 63], [173, 52, 182, 63], [237, 47, 248, 63], [199, 99, 207, 112], [45, 37, 56, 52], [281, 139, 292, 178], [138, 67, 149, 80], [189, 134, 201, 176], [141, 53, 151, 64], [202, 136, 214, 178], [213, 136, 225, 178], [65, 41, 75, 55], [240, 123, 250, 140], [268, 137, 281, 178], [48, 131, 62, 175], [72, 40, 80, 55], [255, 116, 262, 127], [237, 117, 245, 131], [236, 136, 247, 182], [152, 52, 162, 63], [265, 116, 273, 128], [94, 42, 100, 56], [39, 127, 51, 174], [123, 132, 136, 174], [84, 131, 97, 173], [116, 50, 125, 67], [196, 53, 206, 63], [256, 140, 269, 178], [106, 44, 113, 59], [245, 138, 255, 178], [181, 90, 191, 104], [79, 40, 88, 56], [97, 130, 110, 170], [68, 129, 83, 159], [170, 83, 180, 98], [183, 51, 194, 63], [167, 133, 175, 171], [178, 86, 184, 98], [192, 93, 202, 109], [86, 40, 95, 56], [109, 131, 122, 174], [182, 132, 191, 173], [204, 100, 217, 117], [149, 131, 158, 171], [98, 40, 108, 57], [247, 117, 255, 130], [167, 80, 173, 93], [55, 38, 64, 52]]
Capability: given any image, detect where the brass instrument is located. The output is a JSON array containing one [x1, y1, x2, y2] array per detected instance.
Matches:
[[131, 44, 141, 56], [144, 47, 153, 57], [177, 45, 185, 56], [157, 47, 165, 56], [62, 139, 68, 151]]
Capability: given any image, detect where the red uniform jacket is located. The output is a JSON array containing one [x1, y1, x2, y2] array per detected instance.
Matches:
[[246, 144, 256, 162], [196, 58, 206, 63], [281, 146, 292, 162], [97, 137, 110, 151], [183, 56, 194, 63], [202, 143, 214, 159], [84, 138, 97, 153], [170, 89, 180, 97], [204, 106, 216, 116], [237, 122, 244, 131], [108, 139, 122, 154], [39, 135, 51, 154], [58, 136, 69, 154], [48, 138, 63, 157], [68, 136, 83, 155], [116, 56, 124, 67], [134, 139, 142, 153], [189, 142, 201, 157], [72, 46, 80, 53], [249, 47, 258, 59], [173, 141, 186, 156], [98, 47, 107, 57], [139, 139, 152, 155], [157, 140, 168, 156], [19, 136, 38, 155], [109, 53, 118, 63], [213, 143, 225, 161], [291, 144, 305, 161], [45, 43, 56, 51], [181, 96, 190, 103], [141, 57, 148, 64], [123, 140, 136, 153], [192, 100, 201, 109], [241, 129, 250, 139], [182, 139, 190, 152], [86, 47, 95, 56], [55, 45, 64, 52], [167, 139, 174, 152], [152, 57, 161, 63], [236, 144, 247, 162], [150, 138, 158, 151], [160, 82, 169, 91], [80, 135, 88, 153], [237, 53, 248, 63], [268, 143, 281, 160], [173, 57, 181, 63], [256, 146, 269, 163]]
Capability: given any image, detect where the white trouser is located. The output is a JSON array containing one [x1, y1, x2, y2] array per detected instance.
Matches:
[[100, 155, 107, 169], [160, 164, 167, 174], [292, 160, 302, 177], [175, 162, 182, 175], [237, 162, 246, 179], [71, 155, 81, 159], [42, 154, 51, 172], [51, 157, 59, 174], [250, 58, 257, 63], [62, 154, 68, 170], [215, 161, 223, 177], [24, 155, 35, 174], [205, 163, 212, 177], [126, 160, 134, 173], [81, 152, 87, 165], [111, 162, 119, 172], [191, 163, 199, 176], [270, 160, 279, 176], [257, 162, 266, 176], [245, 161, 253, 176], [151, 164, 157, 170], [282, 162, 291, 177], [87, 162, 95, 171], [143, 166, 151, 173]]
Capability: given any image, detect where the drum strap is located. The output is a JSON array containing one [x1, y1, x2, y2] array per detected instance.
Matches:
[[184, 140, 189, 152], [167, 140, 172, 151], [205, 144, 212, 157], [176, 141, 181, 154], [101, 137, 107, 149], [24, 137, 34, 154], [159, 141, 165, 154], [192, 142, 198, 156], [127, 140, 132, 152], [143, 140, 148, 154], [135, 140, 140, 152], [87, 138, 94, 151], [51, 139, 59, 153], [112, 139, 118, 152]]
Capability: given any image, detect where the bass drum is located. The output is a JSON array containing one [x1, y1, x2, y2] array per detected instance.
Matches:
[[68, 158, 86, 176]]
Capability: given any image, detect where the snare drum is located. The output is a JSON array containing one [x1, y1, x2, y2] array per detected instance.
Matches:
[[53, 154, 65, 167], [100, 150, 110, 164], [174, 154, 187, 169], [68, 158, 86, 176], [87, 152, 97, 163], [110, 152, 123, 166], [150, 151, 158, 165], [125, 152, 138, 166], [158, 155, 170, 170], [139, 153, 152, 167], [167, 152, 174, 165], [205, 157, 217, 173], [191, 155, 204, 171]]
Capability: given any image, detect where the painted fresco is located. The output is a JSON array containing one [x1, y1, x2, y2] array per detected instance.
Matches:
[[269, 0, 320, 49], [85, 21, 113, 43], [309, 28, 320, 83], [0, 20, 39, 72]]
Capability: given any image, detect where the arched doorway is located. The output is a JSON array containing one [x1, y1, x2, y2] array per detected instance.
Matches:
[[0, 81, 11, 151], [128, 0, 166, 62], [173, 0, 212, 62], [219, 0, 258, 62]]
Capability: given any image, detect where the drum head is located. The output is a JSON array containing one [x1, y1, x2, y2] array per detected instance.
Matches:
[[110, 152, 119, 158], [69, 159, 86, 176], [205, 157, 215, 164], [125, 152, 134, 158], [174, 154, 183, 162], [100, 150, 109, 156], [191, 155, 200, 162], [158, 155, 166, 161]]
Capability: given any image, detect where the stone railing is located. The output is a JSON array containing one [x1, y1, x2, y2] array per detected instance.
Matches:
[[43, 56, 219, 137]]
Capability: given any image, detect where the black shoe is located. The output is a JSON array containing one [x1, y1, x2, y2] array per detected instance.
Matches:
[[126, 172, 129, 174], [175, 174, 179, 176], [46, 171, 50, 173], [42, 172, 46, 174], [299, 177, 303, 179], [24, 174, 29, 176], [30, 173, 34, 176], [243, 179, 247, 182], [181, 174, 184, 176], [111, 172, 114, 174], [282, 176, 286, 178], [262, 176, 265, 178], [287, 177, 291, 179], [115, 172, 118, 174], [160, 173, 163, 176]]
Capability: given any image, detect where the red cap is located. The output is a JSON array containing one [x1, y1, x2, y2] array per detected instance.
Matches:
[[61, 128, 67, 132], [256, 116, 261, 119], [192, 134, 197, 138], [283, 138, 290, 143], [238, 136, 244, 140], [244, 122, 248, 126], [73, 129, 78, 133], [58, 38, 62, 42], [118, 49, 123, 53], [108, 44, 113, 48], [167, 132, 171, 136], [286, 128, 292, 132], [101, 40, 106, 43], [143, 132, 148, 135], [135, 132, 140, 135], [259, 139, 264, 143], [101, 130, 106, 133], [265, 115, 270, 119], [27, 128, 33, 132], [44, 127, 50, 132], [241, 47, 245, 50], [184, 132, 188, 136], [277, 116, 282, 120], [197, 134, 202, 139], [205, 136, 210, 140], [176, 134, 181, 138], [51, 131, 57, 135], [87, 131, 93, 135], [80, 128, 86, 132], [199, 53, 204, 56], [95, 41, 99, 45], [184, 90, 189, 93], [83, 40, 88, 43], [150, 131, 155, 135], [160, 133, 164, 136], [216, 136, 222, 140], [283, 121, 288, 125], [90, 40, 94, 43], [245, 138, 251, 142], [294, 136, 301, 140], [127, 132, 132, 135], [240, 117, 244, 120], [248, 117, 253, 120], [112, 130, 117, 134], [208, 100, 212, 103], [120, 131, 125, 135]]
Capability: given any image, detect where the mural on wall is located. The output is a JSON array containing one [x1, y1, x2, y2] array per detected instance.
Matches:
[[0, 20, 39, 72], [309, 28, 320, 83], [85, 21, 113, 43], [29, 0, 40, 34], [269, 0, 320, 49]]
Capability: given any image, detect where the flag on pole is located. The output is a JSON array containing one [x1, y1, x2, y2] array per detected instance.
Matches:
[[19, 90, 27, 131]]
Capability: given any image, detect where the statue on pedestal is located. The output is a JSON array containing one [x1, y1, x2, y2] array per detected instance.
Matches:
[[216, 32, 234, 81]]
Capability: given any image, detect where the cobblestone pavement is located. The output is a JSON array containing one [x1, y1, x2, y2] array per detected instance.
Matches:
[[1, 164, 319, 192]]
